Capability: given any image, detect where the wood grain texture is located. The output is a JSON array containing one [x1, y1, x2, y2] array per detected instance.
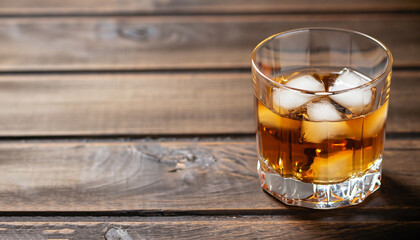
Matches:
[[0, 138, 418, 212], [0, 216, 417, 239], [0, 71, 418, 136], [0, 15, 418, 71], [0, 72, 254, 136], [1, 0, 419, 15], [388, 71, 420, 133]]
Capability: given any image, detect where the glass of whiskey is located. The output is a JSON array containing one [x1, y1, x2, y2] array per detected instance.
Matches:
[[251, 28, 392, 209]]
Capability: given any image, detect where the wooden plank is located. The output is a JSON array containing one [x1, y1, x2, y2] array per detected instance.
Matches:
[[0, 216, 417, 239], [0, 71, 418, 136], [0, 72, 254, 136], [0, 15, 418, 71], [388, 71, 420, 133], [0, 138, 418, 212], [1, 0, 419, 15]]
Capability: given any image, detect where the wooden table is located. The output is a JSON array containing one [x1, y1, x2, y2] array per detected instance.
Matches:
[[0, 1, 419, 239]]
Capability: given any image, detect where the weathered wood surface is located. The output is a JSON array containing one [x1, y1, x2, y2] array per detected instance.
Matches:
[[0, 138, 418, 213], [0, 0, 417, 238], [1, 0, 419, 15], [0, 71, 417, 136], [0, 72, 253, 136], [0, 216, 417, 240], [0, 15, 418, 72]]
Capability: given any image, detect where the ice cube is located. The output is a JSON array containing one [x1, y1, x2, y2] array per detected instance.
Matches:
[[301, 120, 354, 143], [363, 101, 388, 138], [301, 99, 356, 143], [284, 74, 326, 91], [329, 69, 373, 114], [306, 99, 343, 122], [273, 75, 324, 113], [258, 102, 301, 130], [310, 150, 354, 183]]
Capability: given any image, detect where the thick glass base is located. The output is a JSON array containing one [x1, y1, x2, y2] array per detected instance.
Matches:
[[258, 156, 382, 209]]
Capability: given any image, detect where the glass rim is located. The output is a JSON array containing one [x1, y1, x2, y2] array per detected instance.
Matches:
[[251, 27, 393, 95]]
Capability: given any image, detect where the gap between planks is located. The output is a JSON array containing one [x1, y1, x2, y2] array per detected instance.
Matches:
[[0, 138, 418, 150], [0, 0, 419, 16]]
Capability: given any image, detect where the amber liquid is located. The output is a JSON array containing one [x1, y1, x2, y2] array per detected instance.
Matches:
[[256, 71, 388, 184]]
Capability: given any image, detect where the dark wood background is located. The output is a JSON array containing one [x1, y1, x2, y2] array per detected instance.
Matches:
[[0, 0, 419, 239]]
